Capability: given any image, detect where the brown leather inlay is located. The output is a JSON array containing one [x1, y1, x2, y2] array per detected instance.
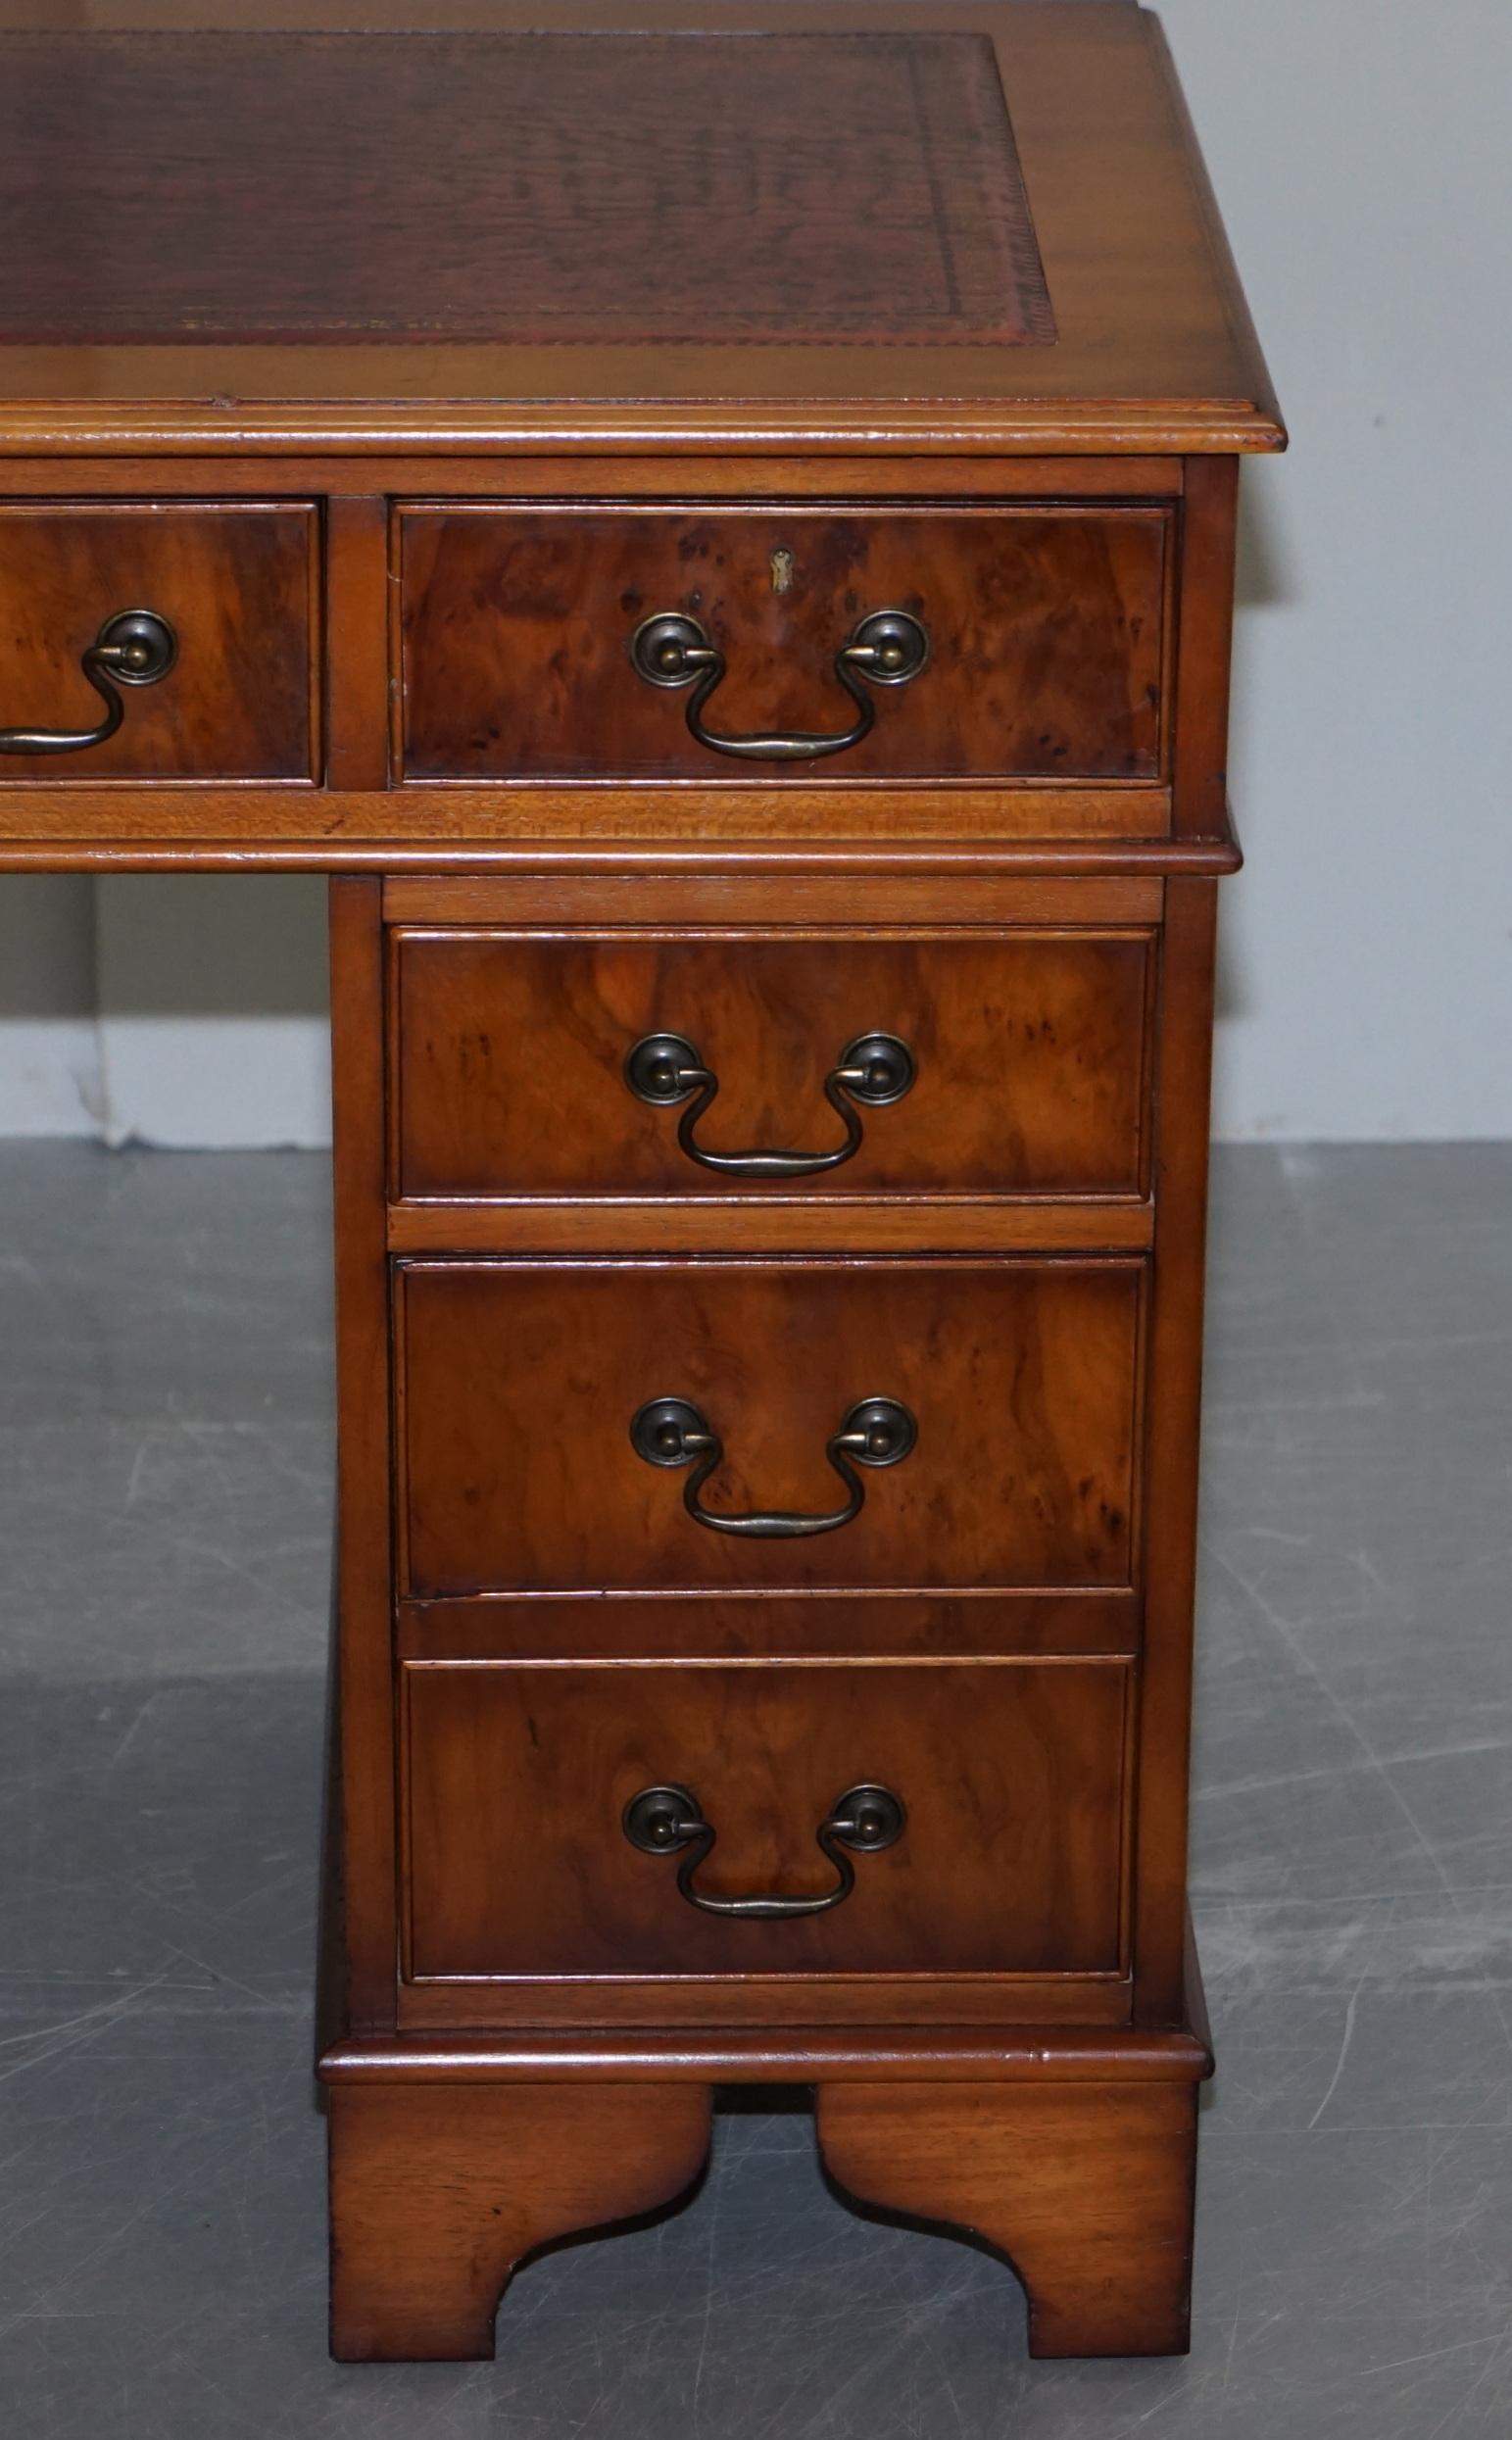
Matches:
[[0, 29, 1055, 349]]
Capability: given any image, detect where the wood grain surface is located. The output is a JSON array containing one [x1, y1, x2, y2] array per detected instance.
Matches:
[[401, 1658, 1130, 1978], [0, 3, 1284, 456], [319, 2012, 1212, 2086], [382, 872, 1167, 924], [327, 878, 399, 2032], [1131, 874, 1221, 2019], [396, 1588, 1141, 1663], [389, 926, 1153, 1201], [395, 1256, 1145, 1596], [0, 504, 317, 779], [328, 2079, 712, 2359], [818, 2077, 1200, 2356], [398, 507, 1170, 782]]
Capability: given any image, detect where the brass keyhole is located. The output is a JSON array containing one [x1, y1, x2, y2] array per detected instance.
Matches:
[[770, 547, 795, 595]]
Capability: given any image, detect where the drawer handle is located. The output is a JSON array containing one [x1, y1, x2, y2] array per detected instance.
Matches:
[[0, 610, 178, 756], [628, 607, 929, 761], [629, 1392, 916, 1538], [623, 1781, 906, 1919], [624, 1029, 915, 1179]]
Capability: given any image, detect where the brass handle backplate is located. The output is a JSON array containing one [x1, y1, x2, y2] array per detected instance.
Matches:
[[622, 1781, 906, 1919], [0, 610, 178, 756], [628, 607, 928, 761], [624, 1029, 915, 1178], [630, 1392, 916, 1538]]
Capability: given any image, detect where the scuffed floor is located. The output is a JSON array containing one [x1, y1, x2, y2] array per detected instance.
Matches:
[[0, 1141, 1508, 2437]]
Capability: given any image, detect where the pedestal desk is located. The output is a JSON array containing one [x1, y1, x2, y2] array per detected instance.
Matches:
[[0, 0, 1284, 2366]]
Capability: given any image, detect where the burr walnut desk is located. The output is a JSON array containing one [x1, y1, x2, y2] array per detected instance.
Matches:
[[0, 0, 1284, 2367]]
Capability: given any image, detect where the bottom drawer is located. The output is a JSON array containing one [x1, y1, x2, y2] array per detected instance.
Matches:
[[403, 1660, 1130, 1981]]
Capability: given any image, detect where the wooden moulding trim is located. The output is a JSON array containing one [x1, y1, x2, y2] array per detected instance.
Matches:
[[384, 1199, 1157, 1258], [0, 453, 1190, 500], [1145, 21, 1288, 457], [394, 1977, 1134, 2032], [396, 1586, 1142, 1663], [1130, 878, 1221, 2021], [323, 1923, 1213, 2083], [0, 403, 1288, 459], [0, 829, 1243, 880], [317, 2022, 1213, 2087], [327, 876, 400, 2034], [382, 874, 1165, 922], [0, 781, 1170, 832]]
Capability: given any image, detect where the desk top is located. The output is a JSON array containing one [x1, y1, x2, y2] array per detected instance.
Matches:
[[0, 1, 1282, 457]]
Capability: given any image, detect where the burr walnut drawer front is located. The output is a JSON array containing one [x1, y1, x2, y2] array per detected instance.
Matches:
[[402, 1659, 1130, 1980], [0, 504, 319, 780], [389, 925, 1154, 1203], [396, 505, 1172, 783], [395, 1257, 1144, 1597]]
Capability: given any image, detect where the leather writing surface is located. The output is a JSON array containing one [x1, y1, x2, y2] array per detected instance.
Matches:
[[0, 29, 1054, 349]]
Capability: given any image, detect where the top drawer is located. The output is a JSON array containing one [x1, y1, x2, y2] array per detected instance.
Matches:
[[0, 505, 318, 781], [398, 505, 1172, 784]]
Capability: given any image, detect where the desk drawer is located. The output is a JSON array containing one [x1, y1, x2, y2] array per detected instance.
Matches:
[[402, 1659, 1129, 1979], [390, 926, 1153, 1203], [0, 504, 318, 780], [397, 505, 1170, 783], [396, 1256, 1143, 1596]]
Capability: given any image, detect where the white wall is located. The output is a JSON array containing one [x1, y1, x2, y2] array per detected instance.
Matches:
[[0, 875, 103, 1136], [1159, 0, 1512, 1138], [92, 876, 330, 1148], [0, 0, 1508, 1147], [0, 873, 331, 1147]]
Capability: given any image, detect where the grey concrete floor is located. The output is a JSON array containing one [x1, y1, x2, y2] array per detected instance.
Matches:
[[0, 1140, 1509, 2437]]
